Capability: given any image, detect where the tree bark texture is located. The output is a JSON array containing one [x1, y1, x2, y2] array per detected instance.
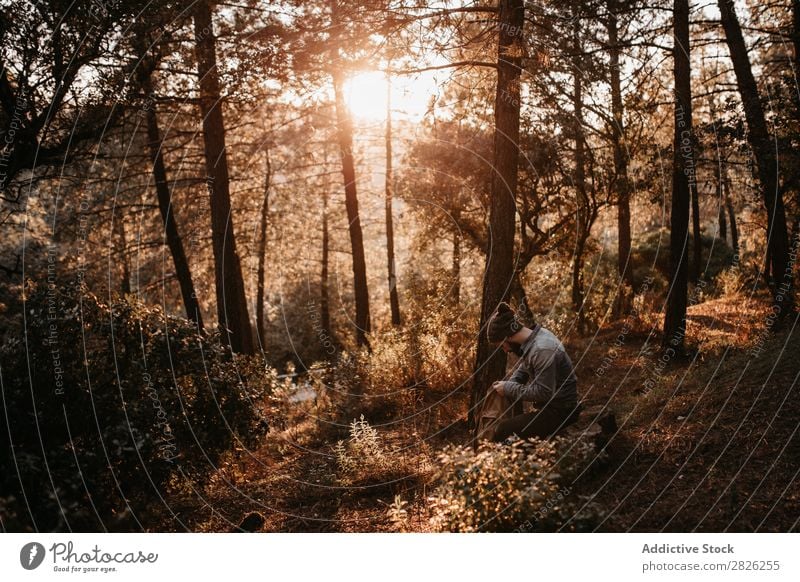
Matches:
[[140, 64, 204, 329], [718, 0, 793, 317], [663, 0, 692, 352], [385, 76, 401, 326], [607, 0, 634, 289], [194, 0, 254, 353], [470, 0, 525, 429], [256, 147, 271, 347]]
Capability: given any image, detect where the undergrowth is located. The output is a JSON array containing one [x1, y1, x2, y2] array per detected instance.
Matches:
[[428, 435, 605, 532]]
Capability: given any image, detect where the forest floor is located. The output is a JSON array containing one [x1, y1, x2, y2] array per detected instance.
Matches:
[[163, 290, 800, 532]]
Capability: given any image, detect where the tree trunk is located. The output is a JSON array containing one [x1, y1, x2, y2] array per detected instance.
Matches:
[[141, 75, 204, 329], [453, 226, 461, 305], [722, 164, 739, 256], [716, 161, 727, 242], [571, 238, 587, 333], [726, 197, 739, 256], [256, 147, 271, 348], [331, 70, 372, 347], [385, 75, 401, 326], [193, 1, 253, 353], [114, 214, 131, 296], [794, 0, 800, 100], [607, 0, 634, 289], [321, 164, 331, 340], [663, 0, 692, 352], [470, 0, 525, 429], [718, 0, 793, 318], [690, 162, 702, 283], [572, 21, 589, 334]]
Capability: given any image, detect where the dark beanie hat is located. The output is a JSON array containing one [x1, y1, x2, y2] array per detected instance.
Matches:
[[487, 302, 522, 343]]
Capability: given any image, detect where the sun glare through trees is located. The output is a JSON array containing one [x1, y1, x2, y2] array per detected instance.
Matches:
[[343, 69, 440, 121]]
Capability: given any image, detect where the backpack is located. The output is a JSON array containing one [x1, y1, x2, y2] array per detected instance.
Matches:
[[475, 387, 514, 442]]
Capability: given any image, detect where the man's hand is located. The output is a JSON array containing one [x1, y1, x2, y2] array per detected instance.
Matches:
[[492, 381, 505, 396]]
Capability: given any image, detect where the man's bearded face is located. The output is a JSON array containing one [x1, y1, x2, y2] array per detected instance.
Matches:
[[502, 340, 523, 357]]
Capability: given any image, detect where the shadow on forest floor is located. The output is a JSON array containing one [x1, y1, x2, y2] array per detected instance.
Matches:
[[167, 291, 798, 532]]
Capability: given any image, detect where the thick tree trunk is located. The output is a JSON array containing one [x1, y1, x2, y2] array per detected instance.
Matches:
[[718, 0, 793, 318], [193, 1, 253, 353], [331, 70, 371, 347], [385, 76, 401, 326], [607, 0, 634, 289], [256, 148, 271, 348], [141, 75, 204, 329], [470, 0, 525, 429], [663, 0, 692, 352], [326, 0, 371, 347]]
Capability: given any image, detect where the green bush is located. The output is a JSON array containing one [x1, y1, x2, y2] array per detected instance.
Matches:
[[428, 436, 603, 532], [0, 282, 269, 531], [249, 276, 349, 372], [631, 228, 735, 285]]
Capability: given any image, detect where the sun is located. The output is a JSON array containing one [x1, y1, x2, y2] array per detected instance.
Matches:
[[344, 70, 439, 122], [343, 71, 389, 121]]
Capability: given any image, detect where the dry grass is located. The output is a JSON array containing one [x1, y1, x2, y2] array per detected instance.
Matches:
[[570, 292, 799, 532], [157, 291, 798, 532]]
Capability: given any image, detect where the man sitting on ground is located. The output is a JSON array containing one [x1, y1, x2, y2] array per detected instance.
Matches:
[[486, 302, 581, 441]]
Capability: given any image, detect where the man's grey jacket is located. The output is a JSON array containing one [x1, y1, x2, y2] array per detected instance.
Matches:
[[499, 324, 578, 407]]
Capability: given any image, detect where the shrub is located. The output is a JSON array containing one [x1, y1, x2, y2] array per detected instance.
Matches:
[[334, 415, 391, 484], [325, 350, 363, 394], [386, 494, 410, 531], [359, 296, 477, 394], [262, 279, 347, 370], [0, 282, 269, 531], [322, 292, 476, 429], [631, 228, 735, 284], [428, 436, 603, 532]]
